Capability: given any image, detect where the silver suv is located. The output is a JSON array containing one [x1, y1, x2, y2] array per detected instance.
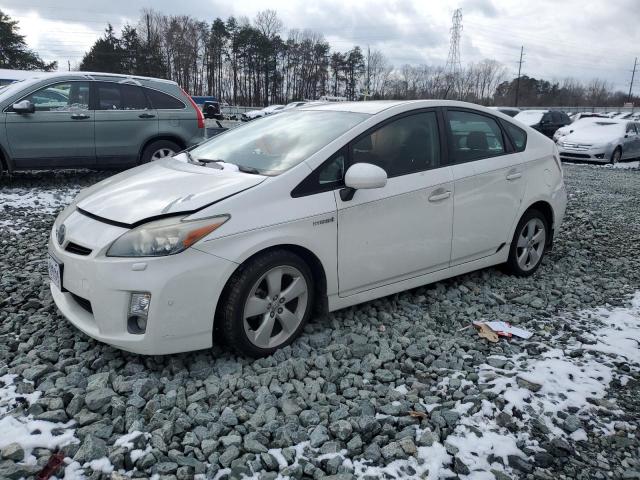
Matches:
[[0, 72, 205, 172]]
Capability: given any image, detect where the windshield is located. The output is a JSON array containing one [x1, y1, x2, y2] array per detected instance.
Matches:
[[514, 111, 545, 126], [189, 110, 369, 175]]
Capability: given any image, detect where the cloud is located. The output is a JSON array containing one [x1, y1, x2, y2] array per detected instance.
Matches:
[[1, 0, 638, 92]]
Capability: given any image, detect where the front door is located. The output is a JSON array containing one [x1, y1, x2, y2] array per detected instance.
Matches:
[[6, 81, 94, 168], [94, 82, 158, 166], [445, 109, 526, 265], [336, 111, 454, 296]]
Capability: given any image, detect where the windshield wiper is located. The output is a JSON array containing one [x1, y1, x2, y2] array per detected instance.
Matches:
[[196, 158, 224, 169], [237, 165, 262, 175]]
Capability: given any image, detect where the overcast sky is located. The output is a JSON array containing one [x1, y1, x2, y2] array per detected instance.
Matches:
[[1, 0, 638, 92]]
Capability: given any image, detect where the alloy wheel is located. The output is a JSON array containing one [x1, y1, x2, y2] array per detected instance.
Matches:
[[151, 148, 176, 161], [242, 265, 308, 349], [516, 218, 546, 272]]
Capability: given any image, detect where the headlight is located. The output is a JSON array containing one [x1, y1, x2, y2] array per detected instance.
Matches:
[[106, 215, 229, 257]]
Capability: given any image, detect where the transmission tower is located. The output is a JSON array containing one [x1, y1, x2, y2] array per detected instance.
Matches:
[[445, 8, 463, 99]]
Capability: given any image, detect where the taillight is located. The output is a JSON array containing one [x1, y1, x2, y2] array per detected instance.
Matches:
[[181, 88, 205, 129]]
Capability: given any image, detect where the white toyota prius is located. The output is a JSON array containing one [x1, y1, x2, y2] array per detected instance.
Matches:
[[49, 100, 567, 356]]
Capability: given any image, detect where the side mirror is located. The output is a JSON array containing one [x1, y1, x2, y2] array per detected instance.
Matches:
[[12, 100, 35, 114], [340, 163, 387, 201]]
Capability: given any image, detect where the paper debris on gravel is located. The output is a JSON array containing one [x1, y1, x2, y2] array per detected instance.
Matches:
[[482, 321, 533, 339]]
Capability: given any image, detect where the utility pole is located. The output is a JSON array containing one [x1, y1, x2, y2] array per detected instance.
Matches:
[[628, 57, 637, 104], [444, 8, 463, 99], [67, 60, 71, 72], [364, 45, 371, 101], [514, 46, 524, 107]]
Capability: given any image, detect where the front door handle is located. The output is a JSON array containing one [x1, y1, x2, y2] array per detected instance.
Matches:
[[428, 190, 451, 202], [70, 113, 90, 120], [138, 113, 155, 119], [506, 171, 522, 181]]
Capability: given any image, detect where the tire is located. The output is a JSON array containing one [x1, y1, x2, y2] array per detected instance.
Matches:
[[218, 250, 315, 357], [140, 140, 181, 164], [505, 209, 549, 277], [610, 146, 621, 165]]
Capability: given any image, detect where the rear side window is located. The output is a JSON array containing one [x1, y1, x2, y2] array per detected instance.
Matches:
[[145, 88, 185, 109], [351, 111, 440, 177], [551, 112, 562, 123], [447, 110, 505, 162], [96, 83, 149, 110], [502, 121, 527, 152]]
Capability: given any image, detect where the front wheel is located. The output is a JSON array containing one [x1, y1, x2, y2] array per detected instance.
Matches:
[[217, 250, 315, 357], [505, 209, 548, 276], [610, 146, 621, 165]]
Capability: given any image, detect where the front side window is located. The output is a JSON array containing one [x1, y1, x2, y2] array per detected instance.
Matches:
[[447, 110, 505, 162], [351, 112, 440, 177], [23, 82, 89, 112], [189, 110, 368, 175], [551, 112, 562, 123]]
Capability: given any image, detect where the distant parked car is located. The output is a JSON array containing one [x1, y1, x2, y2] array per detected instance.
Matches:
[[571, 112, 607, 123], [553, 117, 613, 142], [202, 100, 223, 120], [488, 106, 520, 117], [557, 120, 640, 164], [0, 72, 205, 172], [241, 104, 285, 121], [514, 110, 571, 138]]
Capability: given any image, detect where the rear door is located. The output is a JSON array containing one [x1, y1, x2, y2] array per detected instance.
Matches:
[[94, 82, 158, 167], [144, 87, 199, 144], [445, 109, 526, 265], [5, 81, 94, 168]]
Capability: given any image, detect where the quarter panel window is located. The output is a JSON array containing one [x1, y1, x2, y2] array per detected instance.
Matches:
[[145, 88, 185, 109], [351, 111, 440, 177], [502, 121, 527, 152], [24, 82, 89, 112], [447, 110, 506, 162]]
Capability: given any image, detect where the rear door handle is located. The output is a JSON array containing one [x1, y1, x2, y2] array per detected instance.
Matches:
[[70, 114, 90, 120], [506, 171, 522, 181], [138, 113, 155, 119], [428, 190, 451, 202]]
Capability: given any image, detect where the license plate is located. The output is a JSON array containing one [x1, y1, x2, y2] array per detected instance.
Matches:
[[48, 254, 62, 290]]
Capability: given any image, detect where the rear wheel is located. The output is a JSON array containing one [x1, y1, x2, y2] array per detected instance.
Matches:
[[610, 146, 621, 164], [218, 250, 315, 357], [141, 140, 181, 164], [505, 209, 548, 277]]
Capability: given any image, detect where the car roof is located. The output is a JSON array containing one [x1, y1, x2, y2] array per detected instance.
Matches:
[[4, 70, 178, 86], [300, 99, 510, 115]]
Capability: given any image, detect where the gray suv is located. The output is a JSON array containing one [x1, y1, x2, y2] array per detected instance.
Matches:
[[0, 72, 205, 172]]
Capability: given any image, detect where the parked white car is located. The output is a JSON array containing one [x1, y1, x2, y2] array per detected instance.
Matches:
[[49, 100, 567, 356], [241, 104, 284, 121], [557, 120, 640, 163], [553, 117, 613, 142]]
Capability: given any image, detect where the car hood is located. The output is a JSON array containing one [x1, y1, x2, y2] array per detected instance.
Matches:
[[76, 157, 267, 225], [562, 127, 621, 145]]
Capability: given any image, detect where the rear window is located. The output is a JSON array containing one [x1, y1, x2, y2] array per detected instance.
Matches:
[[96, 83, 149, 110], [145, 88, 185, 109]]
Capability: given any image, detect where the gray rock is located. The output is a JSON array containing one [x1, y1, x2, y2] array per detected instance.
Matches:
[[516, 377, 542, 392], [309, 425, 330, 448], [74, 435, 107, 463], [85, 388, 116, 411], [1, 443, 24, 461], [329, 420, 353, 441]]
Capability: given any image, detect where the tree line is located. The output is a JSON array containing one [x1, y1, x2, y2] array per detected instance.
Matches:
[[1, 8, 636, 108]]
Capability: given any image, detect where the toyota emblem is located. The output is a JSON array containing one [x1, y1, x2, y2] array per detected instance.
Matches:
[[57, 224, 66, 245]]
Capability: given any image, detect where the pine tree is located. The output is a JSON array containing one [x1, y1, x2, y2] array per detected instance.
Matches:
[[0, 10, 56, 70]]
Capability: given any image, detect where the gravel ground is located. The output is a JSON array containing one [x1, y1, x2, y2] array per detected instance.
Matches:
[[0, 163, 639, 480]]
